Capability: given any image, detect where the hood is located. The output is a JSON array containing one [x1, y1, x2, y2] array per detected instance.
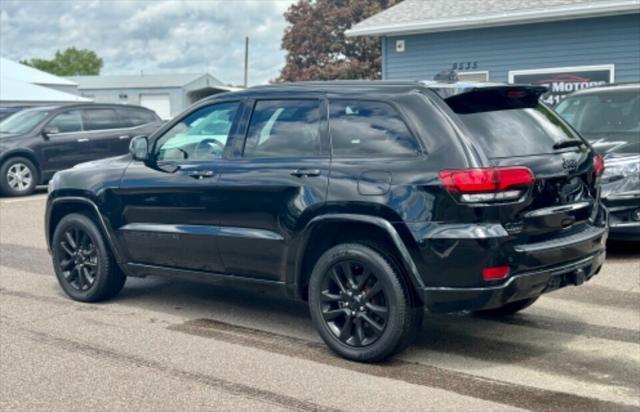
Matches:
[[0, 132, 26, 142], [586, 133, 640, 157], [72, 155, 130, 170]]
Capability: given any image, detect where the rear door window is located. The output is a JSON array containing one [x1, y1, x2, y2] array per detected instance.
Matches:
[[243, 100, 321, 158], [82, 108, 120, 131], [329, 100, 419, 157], [48, 110, 83, 133]]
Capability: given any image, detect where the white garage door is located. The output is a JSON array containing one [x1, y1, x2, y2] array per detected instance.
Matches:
[[140, 94, 171, 120]]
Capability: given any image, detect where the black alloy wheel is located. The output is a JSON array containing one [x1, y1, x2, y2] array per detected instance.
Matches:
[[57, 226, 98, 291], [52, 213, 126, 302], [320, 260, 389, 347], [309, 243, 422, 362]]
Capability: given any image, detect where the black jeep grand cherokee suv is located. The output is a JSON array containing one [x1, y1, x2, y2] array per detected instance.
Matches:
[[46, 82, 608, 362]]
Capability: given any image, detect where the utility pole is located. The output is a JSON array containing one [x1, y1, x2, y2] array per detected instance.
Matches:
[[243, 36, 249, 88]]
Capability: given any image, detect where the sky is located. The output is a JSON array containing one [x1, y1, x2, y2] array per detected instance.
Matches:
[[0, 0, 296, 86]]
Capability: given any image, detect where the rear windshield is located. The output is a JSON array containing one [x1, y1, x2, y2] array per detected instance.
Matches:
[[445, 88, 582, 157]]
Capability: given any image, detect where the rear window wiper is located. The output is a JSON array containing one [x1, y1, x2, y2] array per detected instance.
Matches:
[[553, 139, 585, 150]]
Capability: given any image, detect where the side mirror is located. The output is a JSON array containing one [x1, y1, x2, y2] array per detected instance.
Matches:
[[42, 126, 60, 139], [129, 135, 149, 161]]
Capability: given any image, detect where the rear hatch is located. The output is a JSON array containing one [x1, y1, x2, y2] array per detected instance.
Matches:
[[442, 86, 606, 254]]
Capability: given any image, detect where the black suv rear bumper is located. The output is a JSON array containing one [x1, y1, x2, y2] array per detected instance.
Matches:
[[420, 250, 605, 313]]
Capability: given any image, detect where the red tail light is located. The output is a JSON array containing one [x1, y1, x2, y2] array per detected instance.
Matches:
[[482, 265, 510, 281], [439, 167, 534, 202], [593, 154, 605, 176]]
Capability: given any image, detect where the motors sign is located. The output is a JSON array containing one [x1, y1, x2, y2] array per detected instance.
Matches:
[[509, 65, 614, 105]]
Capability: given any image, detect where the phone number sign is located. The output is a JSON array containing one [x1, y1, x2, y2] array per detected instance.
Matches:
[[509, 65, 614, 105]]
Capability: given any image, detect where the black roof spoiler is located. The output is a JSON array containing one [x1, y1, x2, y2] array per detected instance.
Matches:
[[443, 85, 548, 114]]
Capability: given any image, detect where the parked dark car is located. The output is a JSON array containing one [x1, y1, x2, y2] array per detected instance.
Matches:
[[556, 84, 640, 240], [45, 82, 608, 362], [0, 103, 162, 196]]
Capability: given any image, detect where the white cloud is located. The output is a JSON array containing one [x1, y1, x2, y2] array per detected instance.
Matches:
[[0, 0, 296, 85]]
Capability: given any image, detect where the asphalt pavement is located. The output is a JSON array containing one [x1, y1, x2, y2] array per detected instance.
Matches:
[[1, 192, 639, 411]]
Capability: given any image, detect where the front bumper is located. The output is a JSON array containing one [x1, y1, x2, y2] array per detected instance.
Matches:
[[421, 250, 605, 313], [603, 192, 640, 241]]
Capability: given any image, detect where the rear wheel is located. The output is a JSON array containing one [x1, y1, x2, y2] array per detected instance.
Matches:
[[0, 157, 37, 196], [52, 213, 125, 302], [308, 243, 421, 362], [475, 296, 539, 317]]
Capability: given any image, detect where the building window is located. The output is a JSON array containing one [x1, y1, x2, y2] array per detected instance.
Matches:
[[457, 71, 489, 82]]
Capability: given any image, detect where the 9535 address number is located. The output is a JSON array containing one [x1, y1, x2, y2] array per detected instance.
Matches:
[[452, 61, 479, 71]]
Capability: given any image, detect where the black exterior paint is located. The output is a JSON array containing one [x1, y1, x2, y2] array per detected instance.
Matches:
[[46, 82, 608, 313], [0, 103, 161, 184]]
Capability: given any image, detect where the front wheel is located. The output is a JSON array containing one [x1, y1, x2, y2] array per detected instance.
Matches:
[[308, 243, 422, 362], [0, 157, 37, 196], [52, 213, 126, 302]]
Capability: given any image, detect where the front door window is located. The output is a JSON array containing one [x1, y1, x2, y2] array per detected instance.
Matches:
[[155, 102, 240, 162]]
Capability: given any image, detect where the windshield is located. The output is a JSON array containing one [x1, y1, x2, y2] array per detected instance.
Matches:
[[555, 89, 640, 136], [0, 109, 50, 134]]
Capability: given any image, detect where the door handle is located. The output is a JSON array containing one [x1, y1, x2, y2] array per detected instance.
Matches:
[[119, 135, 130, 140], [187, 170, 216, 179], [77, 138, 89, 143], [291, 168, 321, 178]]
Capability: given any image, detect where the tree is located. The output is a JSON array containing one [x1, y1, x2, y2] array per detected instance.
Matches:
[[21, 47, 103, 76], [277, 0, 399, 82]]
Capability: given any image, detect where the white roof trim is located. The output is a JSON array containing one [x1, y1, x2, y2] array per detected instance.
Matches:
[[0, 57, 78, 86], [346, 0, 640, 37], [0, 78, 91, 103]]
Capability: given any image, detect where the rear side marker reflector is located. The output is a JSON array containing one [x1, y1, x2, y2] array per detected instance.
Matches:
[[482, 265, 510, 281]]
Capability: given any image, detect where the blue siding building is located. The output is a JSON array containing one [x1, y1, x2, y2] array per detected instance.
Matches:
[[348, 0, 640, 102]]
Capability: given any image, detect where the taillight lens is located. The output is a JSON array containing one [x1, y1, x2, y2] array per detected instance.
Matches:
[[482, 265, 510, 281], [439, 167, 534, 203], [593, 154, 605, 176]]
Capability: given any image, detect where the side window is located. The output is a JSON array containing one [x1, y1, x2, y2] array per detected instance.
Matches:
[[329, 100, 419, 156], [124, 108, 157, 126], [115, 108, 136, 128], [82, 108, 119, 131], [138, 109, 158, 124], [48, 110, 83, 133], [243, 100, 321, 158], [155, 102, 240, 162]]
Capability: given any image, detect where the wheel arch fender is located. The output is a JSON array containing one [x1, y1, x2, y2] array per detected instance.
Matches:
[[46, 196, 125, 264], [292, 214, 424, 302]]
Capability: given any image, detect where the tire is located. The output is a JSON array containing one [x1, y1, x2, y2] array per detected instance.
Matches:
[[475, 296, 539, 317], [51, 213, 126, 302], [308, 243, 421, 362], [0, 157, 38, 196]]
